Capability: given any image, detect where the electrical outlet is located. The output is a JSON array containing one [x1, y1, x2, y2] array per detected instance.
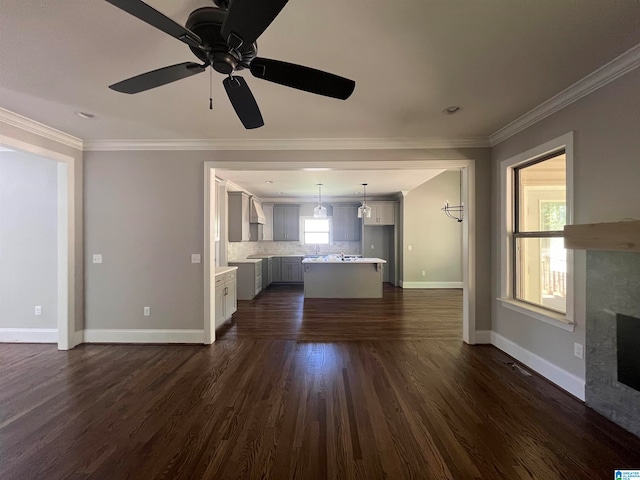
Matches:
[[191, 254, 201, 264], [143, 306, 150, 316], [92, 254, 103, 264], [421, 271, 426, 277], [574, 343, 584, 359], [370, 244, 374, 250], [35, 306, 42, 316], [408, 245, 412, 251]]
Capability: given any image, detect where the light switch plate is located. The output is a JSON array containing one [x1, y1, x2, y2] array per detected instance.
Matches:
[[574, 343, 584, 359], [35, 306, 42, 316], [92, 254, 103, 264], [143, 306, 150, 316], [191, 254, 201, 264]]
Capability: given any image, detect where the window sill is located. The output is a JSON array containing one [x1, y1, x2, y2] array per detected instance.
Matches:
[[497, 298, 576, 332]]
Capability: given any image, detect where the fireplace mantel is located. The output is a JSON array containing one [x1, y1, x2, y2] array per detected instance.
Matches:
[[564, 220, 640, 252]]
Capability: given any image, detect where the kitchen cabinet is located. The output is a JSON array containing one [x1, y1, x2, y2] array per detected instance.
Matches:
[[214, 269, 237, 329], [262, 204, 274, 241], [273, 205, 300, 241], [228, 260, 263, 300], [363, 202, 396, 226], [271, 257, 281, 282], [280, 257, 303, 283], [332, 204, 361, 241], [249, 223, 263, 242], [228, 191, 251, 242]]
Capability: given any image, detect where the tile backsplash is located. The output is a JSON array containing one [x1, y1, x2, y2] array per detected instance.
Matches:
[[227, 240, 360, 261]]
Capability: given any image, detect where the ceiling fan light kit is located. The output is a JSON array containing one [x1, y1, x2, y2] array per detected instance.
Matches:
[[105, 0, 355, 129]]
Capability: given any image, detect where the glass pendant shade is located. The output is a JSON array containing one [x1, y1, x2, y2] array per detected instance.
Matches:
[[314, 203, 327, 218], [357, 183, 371, 218], [357, 204, 371, 218], [314, 183, 327, 218]]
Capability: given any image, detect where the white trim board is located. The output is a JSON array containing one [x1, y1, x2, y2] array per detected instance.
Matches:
[[0, 328, 57, 343], [401, 282, 463, 289], [491, 332, 585, 401], [83, 329, 205, 344], [84, 137, 490, 152], [490, 43, 640, 145], [0, 108, 83, 150]]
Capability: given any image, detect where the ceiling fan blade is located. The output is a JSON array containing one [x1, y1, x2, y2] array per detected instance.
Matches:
[[223, 76, 264, 129], [109, 62, 206, 94], [250, 57, 355, 100], [221, 0, 288, 49], [105, 0, 203, 48]]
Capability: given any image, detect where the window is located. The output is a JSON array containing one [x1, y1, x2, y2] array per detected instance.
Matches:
[[513, 152, 567, 313], [303, 218, 331, 244], [499, 132, 574, 330]]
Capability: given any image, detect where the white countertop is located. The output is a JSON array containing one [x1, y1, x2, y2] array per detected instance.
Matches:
[[215, 266, 238, 276], [228, 258, 263, 264], [302, 257, 387, 264]]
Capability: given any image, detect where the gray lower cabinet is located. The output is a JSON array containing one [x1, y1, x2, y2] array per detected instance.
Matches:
[[273, 205, 300, 241], [262, 257, 273, 289], [332, 204, 361, 241], [228, 260, 263, 300], [271, 257, 282, 282], [215, 269, 237, 329], [280, 257, 303, 283]]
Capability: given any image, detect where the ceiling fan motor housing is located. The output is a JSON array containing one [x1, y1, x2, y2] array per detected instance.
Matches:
[[185, 7, 257, 73]]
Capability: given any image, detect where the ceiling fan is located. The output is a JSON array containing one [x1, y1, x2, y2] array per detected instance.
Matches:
[[105, 0, 356, 129]]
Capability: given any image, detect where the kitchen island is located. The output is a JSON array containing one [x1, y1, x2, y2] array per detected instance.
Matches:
[[302, 257, 387, 298]]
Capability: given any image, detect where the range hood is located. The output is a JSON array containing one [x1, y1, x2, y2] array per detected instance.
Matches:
[[250, 197, 266, 224]]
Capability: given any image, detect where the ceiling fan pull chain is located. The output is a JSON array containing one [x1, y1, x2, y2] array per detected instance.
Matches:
[[209, 68, 213, 110]]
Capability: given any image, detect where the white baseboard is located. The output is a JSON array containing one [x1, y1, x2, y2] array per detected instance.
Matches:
[[491, 332, 585, 401], [474, 330, 492, 344], [83, 329, 205, 344], [0, 328, 57, 343], [401, 281, 464, 289]]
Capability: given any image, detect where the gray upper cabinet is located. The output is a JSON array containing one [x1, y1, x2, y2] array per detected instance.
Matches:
[[262, 204, 274, 241], [228, 191, 251, 242], [363, 202, 396, 226], [273, 204, 300, 241], [332, 204, 361, 241]]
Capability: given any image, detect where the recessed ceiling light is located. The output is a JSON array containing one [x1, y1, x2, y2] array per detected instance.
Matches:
[[278, 192, 284, 195], [442, 106, 462, 115], [354, 191, 361, 195], [75, 111, 96, 119], [303, 167, 331, 171], [265, 180, 274, 184]]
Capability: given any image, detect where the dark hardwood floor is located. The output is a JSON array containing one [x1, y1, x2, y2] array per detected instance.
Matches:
[[1, 285, 639, 479]]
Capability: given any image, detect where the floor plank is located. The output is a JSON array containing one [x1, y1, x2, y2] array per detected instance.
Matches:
[[1, 285, 639, 479]]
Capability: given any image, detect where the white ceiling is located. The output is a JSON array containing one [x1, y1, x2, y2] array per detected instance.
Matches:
[[1, 1, 639, 197], [217, 168, 446, 199]]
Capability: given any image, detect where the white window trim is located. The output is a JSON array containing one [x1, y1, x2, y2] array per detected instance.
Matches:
[[498, 132, 575, 331], [301, 216, 333, 245]]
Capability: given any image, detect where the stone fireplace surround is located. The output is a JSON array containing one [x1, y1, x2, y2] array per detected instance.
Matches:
[[586, 250, 640, 437]]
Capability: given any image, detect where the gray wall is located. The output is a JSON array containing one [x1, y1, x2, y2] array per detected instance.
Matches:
[[403, 170, 462, 283], [0, 121, 84, 334], [84, 146, 492, 334], [491, 67, 640, 378], [84, 151, 208, 330], [0, 150, 58, 328]]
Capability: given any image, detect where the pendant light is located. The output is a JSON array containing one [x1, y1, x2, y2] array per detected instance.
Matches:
[[357, 183, 372, 218], [313, 183, 327, 218]]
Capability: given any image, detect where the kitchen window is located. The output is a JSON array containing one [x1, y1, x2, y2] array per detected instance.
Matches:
[[303, 218, 331, 244]]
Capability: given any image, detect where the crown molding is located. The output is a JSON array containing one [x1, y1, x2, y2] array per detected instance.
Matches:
[[490, 42, 640, 146], [83, 136, 490, 152], [0, 108, 83, 151]]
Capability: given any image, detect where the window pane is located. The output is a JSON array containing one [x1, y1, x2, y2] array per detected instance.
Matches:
[[517, 153, 566, 232], [305, 219, 330, 232], [305, 232, 329, 244], [515, 236, 566, 313]]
